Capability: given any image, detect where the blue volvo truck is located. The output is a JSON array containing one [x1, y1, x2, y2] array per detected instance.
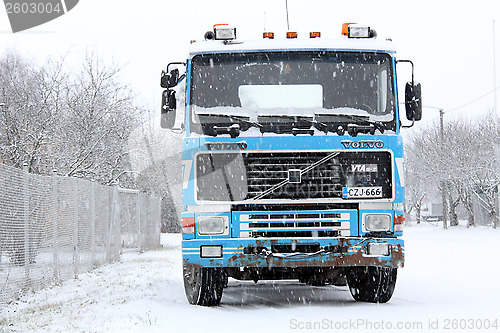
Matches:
[[160, 23, 422, 306]]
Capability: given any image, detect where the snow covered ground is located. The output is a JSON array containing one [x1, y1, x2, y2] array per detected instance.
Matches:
[[1, 223, 500, 333]]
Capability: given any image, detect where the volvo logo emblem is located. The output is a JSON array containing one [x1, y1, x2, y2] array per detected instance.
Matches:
[[288, 169, 301, 183], [341, 140, 384, 149]]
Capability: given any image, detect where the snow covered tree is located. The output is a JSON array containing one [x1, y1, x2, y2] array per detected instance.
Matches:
[[405, 114, 500, 228], [405, 140, 430, 223], [0, 52, 66, 173], [56, 52, 139, 186]]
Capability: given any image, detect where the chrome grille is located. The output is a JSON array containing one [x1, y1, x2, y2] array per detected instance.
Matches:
[[238, 210, 352, 238]]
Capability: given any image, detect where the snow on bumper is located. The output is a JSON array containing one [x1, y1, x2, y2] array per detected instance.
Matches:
[[182, 237, 404, 269]]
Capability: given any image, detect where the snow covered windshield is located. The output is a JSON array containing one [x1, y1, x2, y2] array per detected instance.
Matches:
[[190, 51, 396, 135]]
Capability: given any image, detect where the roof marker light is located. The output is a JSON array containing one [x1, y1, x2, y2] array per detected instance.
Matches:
[[310, 32, 321, 38], [286, 31, 297, 38], [263, 32, 274, 39], [342, 22, 357, 36]]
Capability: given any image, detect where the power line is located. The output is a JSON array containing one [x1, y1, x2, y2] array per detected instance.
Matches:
[[411, 85, 500, 127], [446, 85, 500, 114]]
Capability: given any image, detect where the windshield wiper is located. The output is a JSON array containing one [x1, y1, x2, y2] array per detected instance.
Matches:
[[198, 113, 264, 138], [203, 124, 240, 138], [341, 114, 385, 136], [314, 113, 387, 136], [206, 113, 263, 128], [257, 115, 324, 135]]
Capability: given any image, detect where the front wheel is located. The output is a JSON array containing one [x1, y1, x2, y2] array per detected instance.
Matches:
[[347, 267, 397, 303], [183, 265, 224, 306]]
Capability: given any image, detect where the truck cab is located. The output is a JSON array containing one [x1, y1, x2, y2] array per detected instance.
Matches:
[[161, 23, 422, 306]]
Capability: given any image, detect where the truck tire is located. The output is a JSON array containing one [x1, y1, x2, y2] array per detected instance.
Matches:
[[183, 265, 224, 306], [347, 267, 397, 303]]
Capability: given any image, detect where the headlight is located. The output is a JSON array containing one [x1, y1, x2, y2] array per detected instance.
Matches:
[[364, 214, 391, 232], [198, 216, 227, 235]]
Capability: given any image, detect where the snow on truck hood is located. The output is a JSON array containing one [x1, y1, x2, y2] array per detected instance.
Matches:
[[189, 37, 397, 56]]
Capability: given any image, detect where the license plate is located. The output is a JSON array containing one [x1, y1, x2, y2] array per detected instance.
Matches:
[[342, 187, 382, 198]]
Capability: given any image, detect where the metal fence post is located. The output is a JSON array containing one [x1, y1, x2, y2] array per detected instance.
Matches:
[[90, 181, 96, 268], [136, 192, 142, 252], [106, 188, 112, 262], [73, 178, 79, 279], [52, 169, 59, 282], [151, 192, 160, 248], [157, 195, 162, 247], [111, 187, 120, 261], [22, 162, 30, 291]]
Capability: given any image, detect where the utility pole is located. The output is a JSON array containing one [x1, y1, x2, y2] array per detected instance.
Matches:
[[440, 109, 448, 229], [494, 20, 498, 113], [424, 105, 449, 229], [285, 0, 290, 31]]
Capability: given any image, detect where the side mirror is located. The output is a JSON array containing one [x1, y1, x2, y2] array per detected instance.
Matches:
[[161, 89, 176, 129], [161, 69, 180, 88], [160, 62, 186, 129], [405, 82, 422, 121]]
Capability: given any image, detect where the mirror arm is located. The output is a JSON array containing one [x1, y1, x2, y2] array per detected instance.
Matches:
[[401, 119, 415, 128], [167, 62, 187, 73], [397, 59, 414, 85], [161, 62, 187, 88]]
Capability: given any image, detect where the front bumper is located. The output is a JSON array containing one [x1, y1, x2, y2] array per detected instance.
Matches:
[[182, 237, 404, 269]]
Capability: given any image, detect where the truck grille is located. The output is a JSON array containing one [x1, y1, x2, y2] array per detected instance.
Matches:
[[251, 230, 339, 238], [196, 151, 392, 201], [245, 152, 341, 199], [237, 210, 352, 238]]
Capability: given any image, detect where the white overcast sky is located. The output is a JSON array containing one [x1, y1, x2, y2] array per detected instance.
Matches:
[[1, 0, 500, 126]]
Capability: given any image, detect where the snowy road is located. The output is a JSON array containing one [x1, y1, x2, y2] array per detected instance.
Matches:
[[1, 224, 500, 333]]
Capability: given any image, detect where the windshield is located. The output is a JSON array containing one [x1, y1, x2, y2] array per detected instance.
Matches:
[[190, 51, 396, 135]]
